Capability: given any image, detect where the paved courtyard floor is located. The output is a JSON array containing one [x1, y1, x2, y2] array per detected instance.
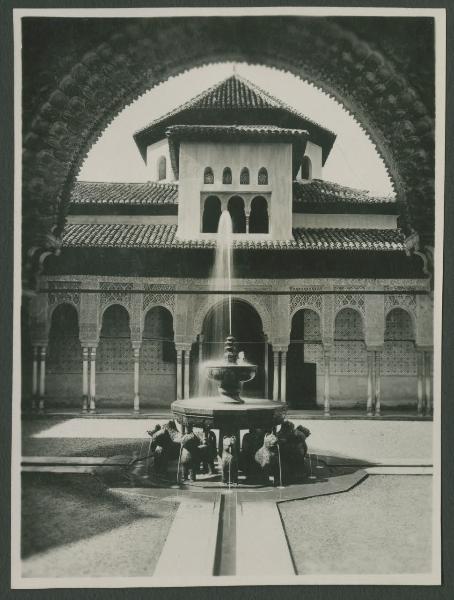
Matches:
[[21, 472, 178, 578], [280, 475, 433, 575], [19, 416, 435, 580]]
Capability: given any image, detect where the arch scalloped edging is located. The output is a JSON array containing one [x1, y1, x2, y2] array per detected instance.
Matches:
[[22, 17, 435, 289], [193, 294, 272, 340]]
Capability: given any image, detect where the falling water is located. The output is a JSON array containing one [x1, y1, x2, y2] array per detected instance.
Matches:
[[277, 444, 284, 489], [211, 210, 233, 342], [177, 443, 183, 484], [196, 210, 234, 397], [308, 453, 317, 480]]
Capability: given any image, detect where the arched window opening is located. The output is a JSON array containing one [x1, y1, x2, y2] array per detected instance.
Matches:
[[249, 196, 269, 233], [158, 155, 167, 180], [258, 167, 268, 185], [382, 308, 417, 378], [143, 306, 176, 369], [98, 305, 132, 373], [204, 167, 214, 184], [202, 196, 222, 233], [222, 167, 232, 184], [47, 304, 82, 374], [301, 156, 312, 180], [240, 167, 250, 185], [228, 196, 246, 233]]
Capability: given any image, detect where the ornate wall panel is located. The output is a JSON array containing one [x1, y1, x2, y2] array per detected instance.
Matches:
[[382, 307, 417, 375], [97, 304, 133, 372], [333, 307, 367, 375], [142, 306, 176, 374], [289, 293, 323, 318], [48, 281, 81, 309], [143, 283, 175, 315]]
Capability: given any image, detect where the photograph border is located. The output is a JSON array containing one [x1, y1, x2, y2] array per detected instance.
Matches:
[[1, 2, 452, 598]]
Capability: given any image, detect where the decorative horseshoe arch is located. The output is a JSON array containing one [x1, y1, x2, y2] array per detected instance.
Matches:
[[22, 17, 435, 290], [193, 295, 273, 340]]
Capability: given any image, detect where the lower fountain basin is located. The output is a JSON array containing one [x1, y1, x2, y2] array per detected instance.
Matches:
[[171, 396, 286, 431]]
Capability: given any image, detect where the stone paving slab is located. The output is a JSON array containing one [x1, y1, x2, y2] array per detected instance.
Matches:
[[236, 500, 294, 576], [154, 495, 221, 578]]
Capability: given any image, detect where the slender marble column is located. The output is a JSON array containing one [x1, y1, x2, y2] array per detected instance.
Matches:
[[366, 351, 374, 416], [133, 347, 140, 412], [425, 351, 432, 415], [417, 351, 425, 416], [280, 351, 287, 403], [184, 348, 191, 399], [273, 351, 280, 401], [323, 349, 331, 416], [374, 352, 381, 417], [31, 346, 38, 410], [264, 339, 269, 399], [176, 349, 183, 400], [82, 347, 89, 412], [89, 347, 96, 412], [245, 212, 250, 234], [38, 346, 46, 411]]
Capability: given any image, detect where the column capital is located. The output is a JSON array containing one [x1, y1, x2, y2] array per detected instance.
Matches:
[[366, 345, 384, 353], [175, 343, 192, 353], [272, 345, 288, 353]]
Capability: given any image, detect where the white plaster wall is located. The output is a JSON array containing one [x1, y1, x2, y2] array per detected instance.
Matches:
[[292, 213, 397, 229], [146, 138, 174, 182], [297, 141, 323, 180], [177, 141, 293, 240]]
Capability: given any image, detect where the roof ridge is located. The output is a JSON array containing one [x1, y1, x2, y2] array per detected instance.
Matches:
[[134, 72, 335, 139]]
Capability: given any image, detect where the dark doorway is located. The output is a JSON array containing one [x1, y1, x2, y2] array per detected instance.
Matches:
[[287, 309, 320, 409]]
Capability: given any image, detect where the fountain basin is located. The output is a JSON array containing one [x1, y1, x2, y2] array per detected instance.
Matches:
[[171, 396, 286, 431]]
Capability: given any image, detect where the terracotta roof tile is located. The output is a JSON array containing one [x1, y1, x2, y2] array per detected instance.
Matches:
[[63, 223, 405, 251], [71, 181, 178, 205], [293, 179, 395, 206]]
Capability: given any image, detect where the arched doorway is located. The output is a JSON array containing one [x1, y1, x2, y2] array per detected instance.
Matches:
[[47, 303, 82, 404], [333, 307, 367, 408], [202, 196, 221, 233], [287, 309, 322, 409], [201, 299, 266, 398], [249, 196, 269, 233], [382, 308, 417, 407], [141, 306, 176, 407], [97, 304, 133, 406], [227, 196, 246, 233]]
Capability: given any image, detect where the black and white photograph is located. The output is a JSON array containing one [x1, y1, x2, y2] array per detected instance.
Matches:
[[10, 5, 445, 589]]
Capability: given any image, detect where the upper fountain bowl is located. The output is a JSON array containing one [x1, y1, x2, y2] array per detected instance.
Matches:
[[205, 361, 257, 404]]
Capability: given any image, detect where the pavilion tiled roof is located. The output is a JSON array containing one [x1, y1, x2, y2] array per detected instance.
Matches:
[[133, 74, 336, 163], [293, 179, 396, 206], [63, 223, 406, 251], [71, 181, 178, 205]]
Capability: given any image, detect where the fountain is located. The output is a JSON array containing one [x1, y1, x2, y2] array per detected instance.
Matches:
[[170, 209, 288, 483]]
